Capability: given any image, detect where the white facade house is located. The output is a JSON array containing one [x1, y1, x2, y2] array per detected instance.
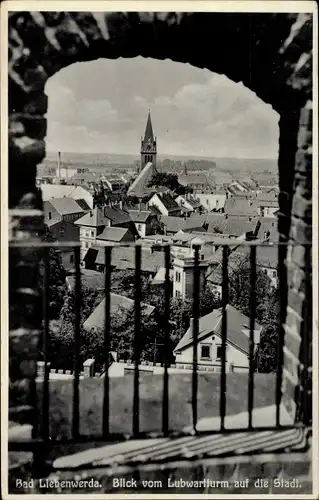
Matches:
[[172, 254, 209, 300], [174, 305, 262, 372], [195, 192, 227, 212], [40, 184, 94, 209]]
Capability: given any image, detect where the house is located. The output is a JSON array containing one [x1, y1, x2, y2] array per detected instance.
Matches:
[[45, 219, 80, 270], [195, 191, 228, 212], [174, 194, 204, 214], [83, 293, 155, 332], [95, 226, 135, 246], [177, 173, 214, 193], [75, 205, 135, 258], [128, 210, 159, 238], [40, 184, 94, 209], [66, 268, 106, 291], [172, 254, 209, 300], [148, 193, 181, 216], [174, 305, 263, 372], [44, 197, 88, 224], [256, 193, 279, 217], [234, 245, 279, 288]]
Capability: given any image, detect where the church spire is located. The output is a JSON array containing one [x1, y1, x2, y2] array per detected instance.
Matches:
[[143, 111, 154, 142], [140, 111, 157, 171]]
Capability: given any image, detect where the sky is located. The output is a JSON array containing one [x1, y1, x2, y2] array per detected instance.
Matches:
[[45, 56, 279, 159]]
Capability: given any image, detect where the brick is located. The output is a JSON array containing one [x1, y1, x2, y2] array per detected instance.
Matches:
[[9, 378, 34, 406], [285, 308, 303, 336], [299, 103, 312, 127], [283, 347, 300, 380], [10, 358, 37, 380], [297, 125, 312, 149], [281, 391, 297, 421], [291, 244, 307, 269], [290, 217, 312, 244], [287, 288, 305, 317], [282, 369, 299, 400], [9, 328, 40, 359], [294, 148, 312, 174], [283, 323, 302, 357], [291, 189, 312, 217], [23, 92, 48, 114]]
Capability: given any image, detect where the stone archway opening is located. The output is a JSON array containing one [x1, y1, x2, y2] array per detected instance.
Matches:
[[8, 11, 313, 437]]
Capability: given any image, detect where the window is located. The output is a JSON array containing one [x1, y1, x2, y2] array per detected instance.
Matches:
[[273, 270, 277, 278], [175, 290, 181, 297], [201, 345, 211, 359], [70, 254, 74, 263], [91, 231, 94, 237], [175, 271, 181, 282], [86, 231, 90, 237], [48, 211, 52, 220], [137, 224, 142, 231], [85, 242, 89, 248], [216, 346, 224, 359]]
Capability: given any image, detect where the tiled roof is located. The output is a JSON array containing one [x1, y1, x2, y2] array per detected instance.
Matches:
[[128, 210, 152, 223], [46, 197, 84, 216], [75, 198, 91, 211], [158, 193, 180, 212], [174, 305, 262, 354], [94, 246, 165, 273], [224, 197, 258, 216], [128, 162, 157, 196], [74, 207, 109, 227], [160, 215, 207, 233], [96, 227, 131, 242], [178, 173, 212, 187], [66, 269, 105, 291], [83, 293, 155, 331], [235, 245, 279, 269], [102, 206, 132, 225], [207, 216, 258, 237]]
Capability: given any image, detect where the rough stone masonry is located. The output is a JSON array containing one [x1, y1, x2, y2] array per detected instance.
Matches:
[[8, 12, 313, 440]]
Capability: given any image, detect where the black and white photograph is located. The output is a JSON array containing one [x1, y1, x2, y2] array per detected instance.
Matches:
[[1, 1, 317, 497]]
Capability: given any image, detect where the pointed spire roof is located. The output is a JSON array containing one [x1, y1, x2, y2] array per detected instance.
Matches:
[[143, 111, 154, 142]]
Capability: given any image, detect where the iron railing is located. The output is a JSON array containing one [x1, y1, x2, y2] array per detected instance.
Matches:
[[8, 239, 312, 469]]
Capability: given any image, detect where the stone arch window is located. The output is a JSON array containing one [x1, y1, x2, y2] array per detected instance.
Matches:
[[8, 11, 313, 437]]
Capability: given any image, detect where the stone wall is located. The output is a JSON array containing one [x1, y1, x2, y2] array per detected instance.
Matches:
[[7, 12, 313, 440]]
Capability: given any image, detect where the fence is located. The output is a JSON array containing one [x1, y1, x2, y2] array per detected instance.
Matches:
[[8, 239, 312, 472]]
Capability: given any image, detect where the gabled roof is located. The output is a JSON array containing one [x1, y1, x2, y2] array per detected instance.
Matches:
[[155, 193, 180, 212], [93, 246, 165, 273], [75, 198, 91, 211], [83, 293, 155, 331], [45, 197, 84, 216], [96, 227, 131, 242], [178, 173, 212, 187], [234, 245, 279, 269], [128, 162, 157, 196], [74, 207, 108, 227], [160, 215, 206, 234], [66, 269, 105, 291], [174, 305, 262, 355], [129, 210, 153, 223], [207, 216, 258, 237], [102, 206, 131, 225]]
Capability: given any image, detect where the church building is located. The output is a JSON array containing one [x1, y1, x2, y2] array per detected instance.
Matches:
[[140, 111, 157, 171]]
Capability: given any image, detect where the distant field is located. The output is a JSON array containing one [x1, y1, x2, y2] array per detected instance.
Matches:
[[39, 152, 278, 177]]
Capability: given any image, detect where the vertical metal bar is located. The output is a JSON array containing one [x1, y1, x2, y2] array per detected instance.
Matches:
[[276, 242, 286, 427], [162, 245, 170, 436], [192, 245, 200, 433], [102, 246, 112, 437], [220, 246, 228, 431], [42, 247, 50, 443], [248, 246, 256, 429], [133, 245, 141, 437], [72, 246, 81, 439]]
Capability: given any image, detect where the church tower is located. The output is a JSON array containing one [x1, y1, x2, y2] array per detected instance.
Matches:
[[140, 111, 157, 171]]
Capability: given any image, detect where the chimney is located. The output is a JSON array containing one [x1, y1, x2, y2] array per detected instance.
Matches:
[[190, 317, 195, 334], [57, 151, 61, 181], [138, 200, 142, 212], [48, 211, 52, 220], [83, 358, 95, 378], [119, 200, 123, 210]]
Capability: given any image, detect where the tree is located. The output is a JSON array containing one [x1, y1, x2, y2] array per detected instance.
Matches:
[[147, 172, 191, 196], [38, 227, 66, 320], [227, 254, 280, 372]]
